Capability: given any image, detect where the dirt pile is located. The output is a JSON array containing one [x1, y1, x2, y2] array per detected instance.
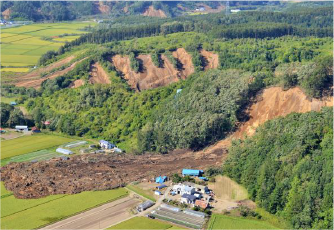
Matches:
[[142, 6, 167, 18], [200, 49, 219, 70], [1, 149, 224, 199], [112, 54, 181, 91], [88, 62, 111, 84]]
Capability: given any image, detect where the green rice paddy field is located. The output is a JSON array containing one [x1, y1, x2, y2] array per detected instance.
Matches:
[[1, 22, 94, 71], [108, 217, 186, 230], [1, 134, 75, 160], [207, 214, 279, 230], [1, 183, 128, 229]]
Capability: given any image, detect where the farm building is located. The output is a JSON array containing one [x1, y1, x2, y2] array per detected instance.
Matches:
[[99, 140, 115, 149], [156, 184, 167, 190], [231, 9, 241, 13], [172, 184, 195, 195], [112, 147, 122, 153], [56, 148, 73, 155], [137, 200, 155, 212], [195, 200, 208, 209], [155, 176, 167, 184], [155, 191, 162, 196], [181, 194, 197, 204], [10, 102, 17, 106], [182, 169, 204, 177], [183, 182, 209, 194], [15, 125, 28, 132], [183, 209, 206, 219]]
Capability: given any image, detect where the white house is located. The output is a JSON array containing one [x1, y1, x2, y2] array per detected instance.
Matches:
[[231, 9, 241, 13], [181, 194, 197, 204], [172, 183, 195, 195], [99, 140, 115, 149]]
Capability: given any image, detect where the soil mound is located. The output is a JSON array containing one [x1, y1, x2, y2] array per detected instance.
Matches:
[[1, 150, 224, 199], [142, 6, 167, 18], [88, 62, 111, 84], [200, 49, 219, 70]]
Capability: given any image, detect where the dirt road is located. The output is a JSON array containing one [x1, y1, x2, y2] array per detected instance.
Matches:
[[41, 196, 140, 230]]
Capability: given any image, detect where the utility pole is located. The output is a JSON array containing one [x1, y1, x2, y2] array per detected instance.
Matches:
[[226, 1, 230, 15]]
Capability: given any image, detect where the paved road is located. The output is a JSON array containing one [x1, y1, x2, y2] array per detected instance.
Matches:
[[41, 196, 140, 230]]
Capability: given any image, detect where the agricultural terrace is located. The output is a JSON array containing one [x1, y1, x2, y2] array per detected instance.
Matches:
[[1, 134, 75, 160], [108, 217, 186, 230], [207, 214, 279, 230], [1, 22, 95, 71], [1, 185, 128, 229]]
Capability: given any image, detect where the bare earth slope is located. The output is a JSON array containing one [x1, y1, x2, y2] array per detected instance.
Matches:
[[205, 86, 333, 153], [89, 62, 111, 84], [201, 49, 219, 70], [172, 48, 195, 77], [142, 5, 167, 18]]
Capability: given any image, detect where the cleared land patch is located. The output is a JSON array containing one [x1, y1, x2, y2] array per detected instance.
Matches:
[[207, 214, 278, 230], [1, 188, 128, 230], [1, 134, 74, 160]]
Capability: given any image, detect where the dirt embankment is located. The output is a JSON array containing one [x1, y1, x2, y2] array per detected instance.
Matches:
[[205, 86, 334, 152], [1, 149, 224, 199], [2, 8, 11, 20], [16, 58, 83, 89], [200, 49, 219, 70], [88, 62, 111, 85], [142, 5, 167, 18], [172, 48, 195, 77]]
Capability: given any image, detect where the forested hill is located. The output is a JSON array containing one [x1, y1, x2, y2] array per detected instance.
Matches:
[[223, 107, 333, 229], [0, 0, 279, 21]]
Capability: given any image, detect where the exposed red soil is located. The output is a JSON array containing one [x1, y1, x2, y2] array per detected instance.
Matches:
[[69, 79, 85, 88], [200, 49, 219, 70], [172, 48, 195, 77], [93, 1, 110, 14], [1, 149, 224, 199], [16, 59, 83, 89], [2, 8, 11, 20], [88, 62, 111, 85], [204, 86, 334, 152], [142, 6, 167, 18], [112, 54, 181, 91]]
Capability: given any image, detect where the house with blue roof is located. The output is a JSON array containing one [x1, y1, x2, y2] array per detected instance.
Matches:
[[155, 176, 167, 184]]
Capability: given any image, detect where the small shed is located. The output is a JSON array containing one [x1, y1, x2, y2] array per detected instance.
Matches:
[[137, 200, 155, 212], [113, 147, 122, 153], [31, 127, 41, 133], [154, 190, 162, 196], [10, 102, 17, 106], [56, 148, 73, 155], [15, 125, 28, 132], [156, 184, 167, 190], [182, 169, 204, 177]]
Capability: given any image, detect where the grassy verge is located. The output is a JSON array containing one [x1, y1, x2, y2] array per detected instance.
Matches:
[[126, 184, 156, 202]]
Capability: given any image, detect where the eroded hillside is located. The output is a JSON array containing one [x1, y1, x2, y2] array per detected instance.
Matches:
[[142, 5, 167, 18], [112, 48, 217, 91]]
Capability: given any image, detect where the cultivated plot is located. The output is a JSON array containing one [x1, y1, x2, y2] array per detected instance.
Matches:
[[1, 188, 128, 229], [1, 134, 74, 160]]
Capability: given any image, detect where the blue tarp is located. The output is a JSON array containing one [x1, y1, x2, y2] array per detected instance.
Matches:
[[155, 176, 167, 184], [199, 177, 208, 181]]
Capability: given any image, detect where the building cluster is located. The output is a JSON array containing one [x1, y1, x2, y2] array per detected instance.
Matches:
[[172, 182, 210, 209]]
